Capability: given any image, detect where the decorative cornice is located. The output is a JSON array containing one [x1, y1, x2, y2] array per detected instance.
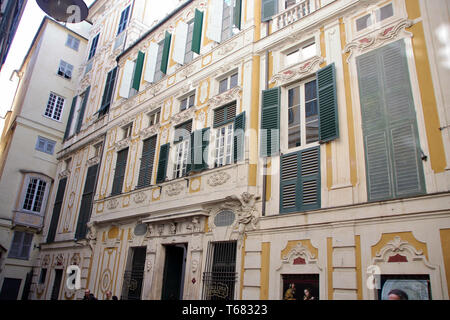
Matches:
[[270, 55, 324, 86], [139, 123, 160, 140], [114, 137, 131, 151], [171, 107, 196, 126], [208, 86, 242, 108], [344, 19, 414, 63]]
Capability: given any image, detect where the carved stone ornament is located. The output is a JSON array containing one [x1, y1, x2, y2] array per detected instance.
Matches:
[[344, 19, 414, 63], [281, 242, 318, 266], [41, 254, 50, 267], [207, 171, 231, 187], [54, 254, 64, 267], [140, 123, 160, 140], [133, 192, 147, 204], [166, 182, 184, 197], [171, 107, 196, 126], [270, 55, 324, 86], [70, 253, 81, 266], [208, 86, 242, 108], [59, 169, 71, 179], [114, 137, 131, 152], [87, 156, 100, 167], [106, 199, 119, 210]]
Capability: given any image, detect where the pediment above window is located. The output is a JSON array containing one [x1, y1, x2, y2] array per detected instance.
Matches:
[[270, 55, 324, 87]]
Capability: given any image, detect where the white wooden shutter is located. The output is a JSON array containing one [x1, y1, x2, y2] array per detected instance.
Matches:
[[119, 60, 135, 98], [206, 0, 224, 43], [173, 21, 189, 65], [144, 42, 159, 83]]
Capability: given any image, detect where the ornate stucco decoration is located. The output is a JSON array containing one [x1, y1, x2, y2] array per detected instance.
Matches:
[[148, 82, 164, 97], [54, 254, 64, 267], [106, 198, 119, 210], [133, 192, 147, 204], [86, 221, 98, 251], [114, 136, 131, 152], [280, 242, 319, 268], [171, 107, 196, 126], [208, 86, 242, 108], [87, 156, 100, 167], [166, 182, 184, 197], [218, 41, 237, 56], [41, 254, 50, 267], [373, 236, 435, 269], [139, 123, 161, 140], [344, 19, 414, 63], [270, 55, 324, 86], [207, 171, 231, 187], [58, 169, 71, 179], [70, 253, 81, 266]]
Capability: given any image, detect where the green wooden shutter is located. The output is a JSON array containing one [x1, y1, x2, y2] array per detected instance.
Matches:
[[260, 87, 280, 157], [132, 51, 145, 91], [156, 143, 170, 183], [160, 32, 172, 74], [75, 164, 99, 239], [137, 136, 157, 188], [262, 0, 278, 22], [280, 147, 320, 214], [99, 66, 118, 116], [317, 63, 339, 143], [233, 111, 245, 162], [189, 128, 209, 173], [47, 178, 67, 243], [111, 148, 128, 195], [64, 96, 77, 140], [192, 9, 203, 54], [233, 0, 242, 30], [357, 40, 425, 201], [76, 86, 90, 134]]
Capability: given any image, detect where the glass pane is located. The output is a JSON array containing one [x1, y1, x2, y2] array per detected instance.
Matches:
[[378, 3, 393, 21], [188, 94, 195, 108], [230, 73, 238, 89], [180, 98, 187, 111], [286, 49, 300, 66], [356, 14, 372, 31], [288, 87, 300, 108], [305, 80, 317, 101], [219, 78, 228, 94], [302, 43, 316, 61], [288, 126, 301, 148]]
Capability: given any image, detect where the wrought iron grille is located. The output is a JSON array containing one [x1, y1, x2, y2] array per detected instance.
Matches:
[[202, 241, 237, 300], [121, 270, 144, 300]]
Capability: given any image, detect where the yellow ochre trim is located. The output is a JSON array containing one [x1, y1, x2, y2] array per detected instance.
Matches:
[[281, 240, 318, 260], [254, 0, 261, 41], [260, 242, 270, 300], [320, 27, 326, 68], [239, 235, 247, 299], [355, 235, 363, 300], [203, 0, 213, 47], [407, 21, 447, 173], [326, 143, 333, 190], [265, 159, 272, 200], [439, 229, 450, 298], [249, 55, 260, 186], [327, 237, 333, 300], [406, 0, 421, 20], [371, 232, 429, 260], [340, 18, 357, 186]]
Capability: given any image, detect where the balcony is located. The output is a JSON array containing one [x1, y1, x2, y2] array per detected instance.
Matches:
[[272, 0, 322, 32], [13, 210, 43, 229]]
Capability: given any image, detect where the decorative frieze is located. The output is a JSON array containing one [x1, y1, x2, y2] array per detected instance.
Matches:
[[207, 171, 231, 187], [270, 55, 324, 86], [165, 182, 184, 197], [208, 86, 242, 109]]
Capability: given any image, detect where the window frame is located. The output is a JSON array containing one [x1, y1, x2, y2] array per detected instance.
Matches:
[[353, 2, 395, 35], [57, 60, 74, 79], [283, 39, 317, 68], [117, 5, 131, 35], [173, 138, 191, 179], [19, 175, 51, 215], [65, 34, 80, 51], [147, 108, 161, 127], [44, 92, 65, 122], [35, 136, 56, 155], [179, 92, 196, 113], [214, 121, 234, 168], [283, 76, 320, 153], [8, 231, 33, 260], [218, 71, 239, 95]]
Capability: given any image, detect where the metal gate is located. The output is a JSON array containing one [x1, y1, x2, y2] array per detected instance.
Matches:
[[121, 247, 146, 300], [202, 241, 237, 300]]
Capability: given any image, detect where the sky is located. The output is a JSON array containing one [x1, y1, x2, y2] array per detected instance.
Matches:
[[0, 0, 181, 134]]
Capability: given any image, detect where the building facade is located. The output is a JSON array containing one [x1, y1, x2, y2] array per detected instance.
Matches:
[[0, 17, 89, 300], [34, 0, 450, 300]]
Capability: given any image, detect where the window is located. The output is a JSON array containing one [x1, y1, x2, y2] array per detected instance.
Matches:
[[66, 87, 90, 138], [75, 164, 99, 240], [88, 33, 100, 60], [180, 93, 196, 112], [137, 136, 157, 189], [173, 139, 190, 179], [154, 40, 165, 82], [57, 60, 73, 79], [184, 20, 195, 64], [47, 178, 67, 243], [356, 40, 425, 201], [36, 136, 56, 155], [44, 93, 65, 121], [148, 109, 161, 127], [39, 269, 47, 284], [111, 148, 129, 196], [117, 5, 131, 35], [122, 123, 133, 140], [213, 103, 236, 167], [378, 275, 431, 300], [93, 143, 103, 158], [66, 34, 80, 51], [219, 72, 238, 94], [282, 274, 319, 300], [207, 0, 242, 43], [8, 231, 33, 260], [202, 241, 237, 300], [285, 42, 316, 66], [22, 178, 47, 213], [287, 78, 319, 149], [356, 3, 394, 32], [284, 0, 297, 9], [99, 67, 118, 117]]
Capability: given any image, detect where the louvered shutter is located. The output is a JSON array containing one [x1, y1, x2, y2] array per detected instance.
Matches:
[[111, 148, 128, 196], [88, 34, 99, 60], [47, 178, 68, 243], [206, 0, 224, 43], [160, 32, 172, 74], [262, 0, 278, 22], [233, 111, 245, 162], [137, 136, 157, 188], [75, 164, 99, 239], [99, 67, 117, 115], [9, 232, 22, 258], [64, 96, 77, 140], [189, 128, 210, 173], [260, 87, 280, 157], [192, 9, 204, 54], [156, 143, 170, 183], [233, 0, 242, 30], [119, 60, 135, 98], [174, 120, 193, 143], [173, 21, 189, 65], [280, 147, 320, 213], [144, 42, 159, 83], [20, 232, 33, 259], [132, 51, 145, 91], [317, 63, 339, 142], [76, 87, 90, 134], [357, 40, 425, 201]]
